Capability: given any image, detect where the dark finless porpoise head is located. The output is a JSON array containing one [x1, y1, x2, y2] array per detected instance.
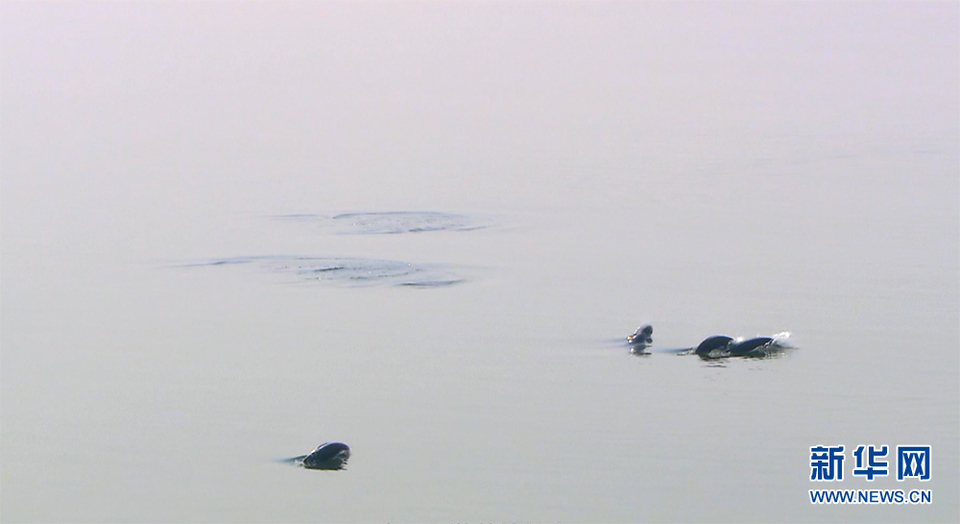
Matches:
[[298, 441, 351, 470]]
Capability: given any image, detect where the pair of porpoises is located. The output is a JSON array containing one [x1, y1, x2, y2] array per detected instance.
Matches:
[[627, 324, 791, 358]]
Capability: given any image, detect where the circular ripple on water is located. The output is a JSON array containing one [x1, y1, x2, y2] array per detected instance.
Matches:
[[276, 211, 490, 235], [189, 256, 465, 288]]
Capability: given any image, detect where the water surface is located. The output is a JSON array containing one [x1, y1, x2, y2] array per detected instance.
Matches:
[[2, 2, 957, 523]]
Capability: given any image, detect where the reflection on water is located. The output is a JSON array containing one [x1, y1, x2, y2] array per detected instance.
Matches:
[[187, 255, 466, 287], [633, 344, 794, 361], [275, 211, 491, 235], [690, 346, 794, 362]]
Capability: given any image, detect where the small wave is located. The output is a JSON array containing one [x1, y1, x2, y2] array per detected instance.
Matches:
[[188, 256, 466, 288], [275, 211, 490, 235]]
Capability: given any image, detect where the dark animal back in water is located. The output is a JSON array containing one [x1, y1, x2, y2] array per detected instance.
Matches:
[[695, 335, 734, 355], [301, 441, 351, 470]]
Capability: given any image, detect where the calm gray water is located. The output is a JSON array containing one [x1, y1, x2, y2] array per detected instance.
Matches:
[[2, 2, 957, 522]]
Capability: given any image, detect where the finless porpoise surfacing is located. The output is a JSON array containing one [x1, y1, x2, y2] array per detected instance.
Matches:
[[694, 334, 783, 358], [627, 324, 654, 353], [282, 442, 351, 470], [626, 325, 791, 358]]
